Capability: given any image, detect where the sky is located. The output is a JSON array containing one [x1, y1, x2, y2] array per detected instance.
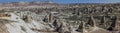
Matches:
[[0, 0, 120, 3]]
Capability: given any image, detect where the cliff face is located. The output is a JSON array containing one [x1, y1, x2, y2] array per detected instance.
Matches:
[[0, 2, 120, 33]]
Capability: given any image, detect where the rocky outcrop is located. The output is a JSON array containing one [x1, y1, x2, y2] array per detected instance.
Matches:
[[43, 16, 48, 22], [87, 16, 96, 27], [48, 13, 53, 23], [55, 22, 71, 33], [76, 21, 84, 33], [52, 19, 61, 29], [107, 16, 120, 31], [23, 15, 33, 22], [100, 16, 106, 25]]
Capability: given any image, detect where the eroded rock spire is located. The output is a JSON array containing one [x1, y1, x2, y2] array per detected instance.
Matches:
[[48, 13, 53, 22], [52, 19, 61, 29], [87, 16, 96, 27], [76, 21, 84, 33], [107, 16, 119, 31], [100, 15, 106, 25], [23, 15, 33, 22], [56, 22, 70, 33]]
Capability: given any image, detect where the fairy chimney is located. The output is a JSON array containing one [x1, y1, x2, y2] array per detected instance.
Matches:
[[24, 15, 33, 22], [107, 16, 120, 31], [87, 16, 96, 27], [76, 21, 84, 33], [100, 16, 106, 25], [48, 13, 53, 22], [52, 19, 61, 29], [43, 16, 48, 22], [56, 22, 70, 33]]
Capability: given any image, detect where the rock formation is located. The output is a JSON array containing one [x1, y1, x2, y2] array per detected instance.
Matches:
[[43, 16, 48, 22], [48, 13, 53, 22], [76, 21, 84, 33], [52, 19, 61, 29], [87, 16, 96, 27], [23, 15, 33, 22], [0, 2, 120, 33], [107, 16, 120, 31], [100, 16, 106, 25], [0, 13, 11, 20], [56, 22, 70, 33]]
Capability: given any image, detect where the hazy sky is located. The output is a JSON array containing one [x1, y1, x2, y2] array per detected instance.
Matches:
[[0, 0, 120, 3]]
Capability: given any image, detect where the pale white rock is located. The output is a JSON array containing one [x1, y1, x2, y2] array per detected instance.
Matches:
[[26, 20, 45, 30], [5, 13, 37, 33]]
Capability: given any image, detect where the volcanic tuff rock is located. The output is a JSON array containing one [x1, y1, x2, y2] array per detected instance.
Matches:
[[0, 2, 120, 33]]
